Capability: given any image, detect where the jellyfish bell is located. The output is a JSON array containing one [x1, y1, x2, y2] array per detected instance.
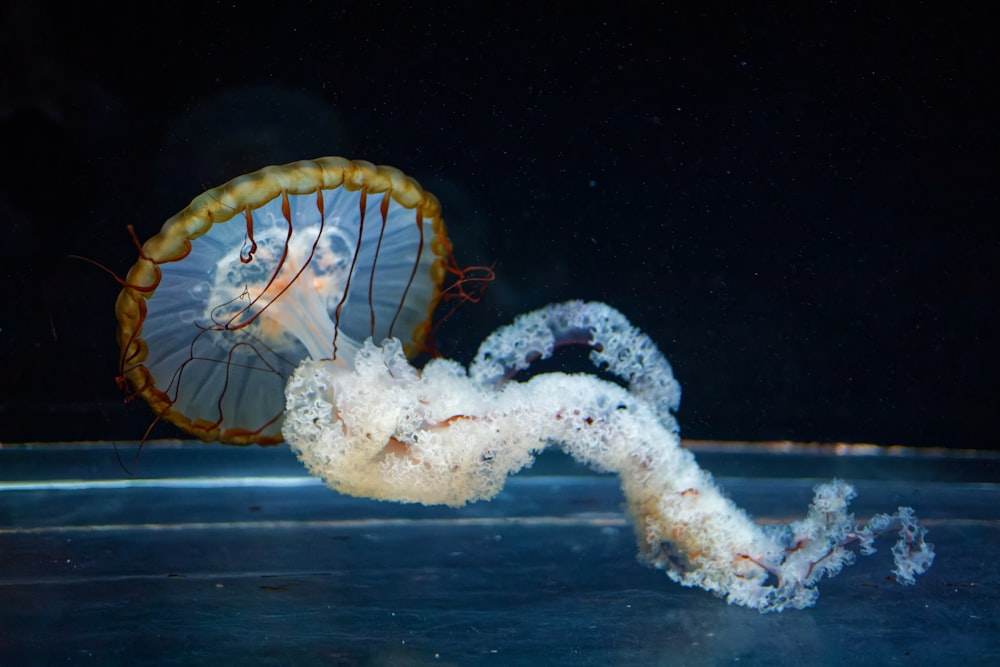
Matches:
[[114, 156, 467, 445]]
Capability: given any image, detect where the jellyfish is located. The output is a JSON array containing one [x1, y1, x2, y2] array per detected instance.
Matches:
[[114, 156, 479, 444], [116, 157, 933, 611]]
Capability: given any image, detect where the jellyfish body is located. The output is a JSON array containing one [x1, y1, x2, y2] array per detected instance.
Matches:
[[115, 157, 451, 444], [116, 158, 933, 611]]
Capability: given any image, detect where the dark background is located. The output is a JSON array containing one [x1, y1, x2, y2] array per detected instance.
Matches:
[[1, 2, 996, 449]]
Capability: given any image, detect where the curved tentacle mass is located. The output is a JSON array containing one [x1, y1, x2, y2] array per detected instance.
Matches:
[[469, 300, 682, 431], [283, 301, 934, 612]]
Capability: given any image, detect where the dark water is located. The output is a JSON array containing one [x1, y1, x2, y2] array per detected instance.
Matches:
[[1, 442, 997, 665], [1, 3, 997, 449]]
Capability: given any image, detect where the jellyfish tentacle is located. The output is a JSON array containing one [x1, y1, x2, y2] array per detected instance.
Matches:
[[416, 247, 495, 354], [284, 301, 933, 612], [388, 207, 425, 341], [469, 301, 681, 429], [239, 206, 258, 264]]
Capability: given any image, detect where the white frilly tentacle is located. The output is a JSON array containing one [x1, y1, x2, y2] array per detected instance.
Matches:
[[282, 301, 933, 611], [470, 300, 681, 431]]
